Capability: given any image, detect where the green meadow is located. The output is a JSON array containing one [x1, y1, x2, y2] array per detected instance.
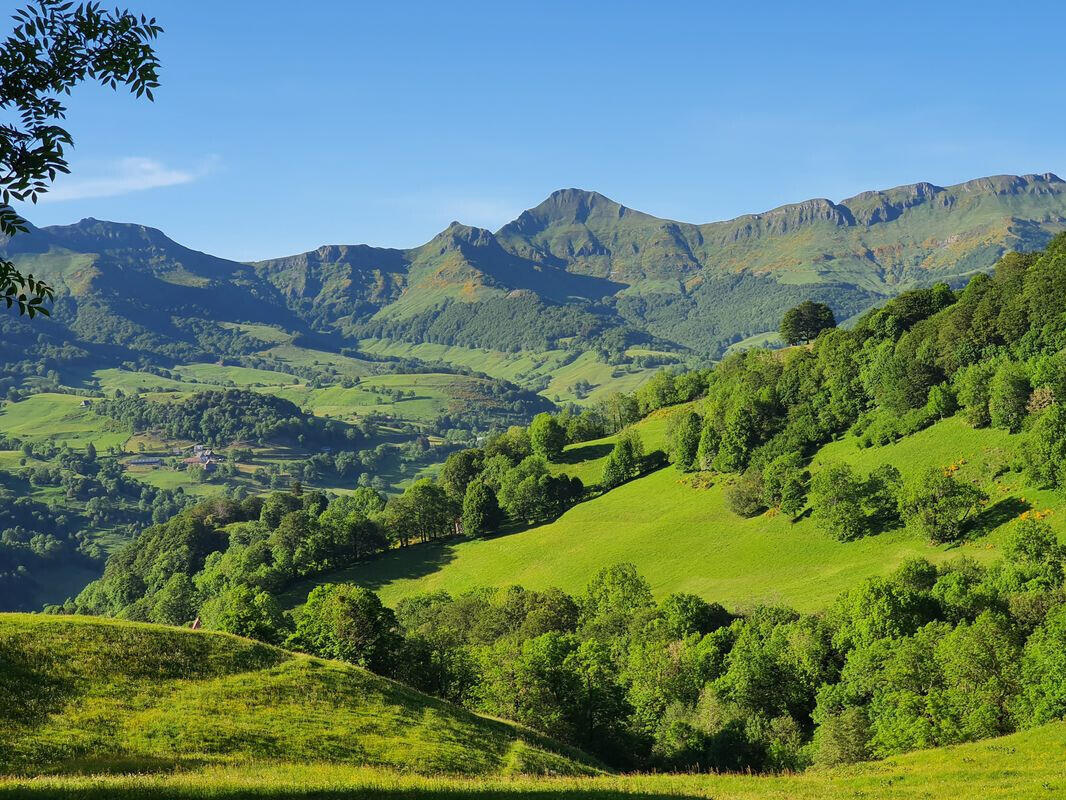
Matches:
[[7, 722, 1066, 799], [170, 363, 299, 386], [357, 338, 663, 403], [263, 372, 497, 424], [261, 343, 379, 377], [3, 614, 1064, 800], [0, 394, 128, 451], [293, 413, 1051, 614], [0, 614, 594, 778]]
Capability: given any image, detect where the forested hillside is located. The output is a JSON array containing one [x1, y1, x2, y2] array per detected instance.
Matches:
[[49, 233, 1066, 777]]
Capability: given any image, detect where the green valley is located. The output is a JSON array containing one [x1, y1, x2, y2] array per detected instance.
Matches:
[[7, 1, 1066, 796], [38, 232, 1066, 792]]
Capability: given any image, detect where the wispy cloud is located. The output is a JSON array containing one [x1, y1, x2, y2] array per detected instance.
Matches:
[[40, 156, 216, 202]]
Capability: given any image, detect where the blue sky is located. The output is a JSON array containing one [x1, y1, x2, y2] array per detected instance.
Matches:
[[12, 0, 1066, 261]]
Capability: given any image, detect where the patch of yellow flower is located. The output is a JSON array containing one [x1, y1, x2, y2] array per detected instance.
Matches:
[[1018, 508, 1054, 521], [942, 459, 966, 477]]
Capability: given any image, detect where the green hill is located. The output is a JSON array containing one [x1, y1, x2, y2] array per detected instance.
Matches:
[[289, 410, 1054, 613], [6, 717, 1066, 798], [0, 614, 597, 777]]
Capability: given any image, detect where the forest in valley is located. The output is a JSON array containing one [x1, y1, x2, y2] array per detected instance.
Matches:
[[41, 234, 1066, 774]]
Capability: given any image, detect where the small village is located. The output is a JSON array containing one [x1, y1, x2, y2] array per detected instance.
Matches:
[[125, 442, 225, 473]]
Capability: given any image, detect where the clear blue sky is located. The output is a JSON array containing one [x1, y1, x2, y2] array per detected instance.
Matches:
[[13, 0, 1066, 261]]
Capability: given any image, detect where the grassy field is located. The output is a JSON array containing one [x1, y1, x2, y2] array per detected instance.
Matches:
[[262, 372, 496, 425], [4, 720, 1064, 799], [3, 613, 1063, 799], [290, 414, 1053, 614], [724, 331, 783, 354], [261, 344, 379, 378], [217, 321, 294, 344], [0, 394, 127, 451], [0, 614, 595, 778], [171, 363, 299, 386], [356, 338, 663, 403]]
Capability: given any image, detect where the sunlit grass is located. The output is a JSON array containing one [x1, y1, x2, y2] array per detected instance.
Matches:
[[0, 615, 594, 779], [308, 414, 1053, 613], [5, 721, 1066, 798]]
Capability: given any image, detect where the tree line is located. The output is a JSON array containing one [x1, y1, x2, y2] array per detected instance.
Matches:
[[59, 509, 1066, 775], [94, 389, 362, 448], [653, 235, 1066, 544]]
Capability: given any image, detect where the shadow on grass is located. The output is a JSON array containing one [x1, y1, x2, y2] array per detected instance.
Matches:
[[279, 541, 460, 604], [967, 497, 1030, 540], [866, 511, 904, 537], [557, 443, 612, 465], [0, 641, 74, 727]]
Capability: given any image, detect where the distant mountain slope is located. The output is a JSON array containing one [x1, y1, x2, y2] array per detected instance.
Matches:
[[498, 174, 1065, 287], [257, 172, 1066, 354], [1, 218, 306, 363], [6, 172, 1065, 358], [0, 613, 598, 776]]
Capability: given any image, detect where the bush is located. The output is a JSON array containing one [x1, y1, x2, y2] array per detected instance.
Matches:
[[898, 467, 986, 543], [810, 463, 866, 541], [669, 411, 702, 472], [726, 470, 765, 517], [814, 707, 870, 766], [989, 362, 1030, 432], [602, 430, 644, 488]]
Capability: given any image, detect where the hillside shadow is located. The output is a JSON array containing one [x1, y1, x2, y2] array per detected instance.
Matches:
[[281, 541, 459, 604], [0, 640, 74, 727], [558, 443, 612, 465], [967, 497, 1030, 540]]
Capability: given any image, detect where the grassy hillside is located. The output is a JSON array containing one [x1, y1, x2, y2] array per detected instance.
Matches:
[[6, 720, 1066, 798], [0, 614, 596, 777], [0, 394, 128, 450], [292, 411, 1055, 613], [357, 338, 668, 403]]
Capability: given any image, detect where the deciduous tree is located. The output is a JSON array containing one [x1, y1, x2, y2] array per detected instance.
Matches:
[[1, 1, 162, 316]]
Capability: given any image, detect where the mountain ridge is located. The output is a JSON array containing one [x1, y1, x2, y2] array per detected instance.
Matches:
[[6, 171, 1065, 356]]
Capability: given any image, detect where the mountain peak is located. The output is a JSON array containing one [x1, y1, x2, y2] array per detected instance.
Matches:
[[536, 188, 623, 218], [43, 217, 176, 251], [953, 172, 1065, 196], [497, 188, 634, 239], [435, 220, 496, 245]]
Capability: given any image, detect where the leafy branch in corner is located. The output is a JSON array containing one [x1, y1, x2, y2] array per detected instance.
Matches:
[[0, 0, 163, 316]]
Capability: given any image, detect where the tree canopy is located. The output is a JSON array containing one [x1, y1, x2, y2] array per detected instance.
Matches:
[[780, 300, 837, 345]]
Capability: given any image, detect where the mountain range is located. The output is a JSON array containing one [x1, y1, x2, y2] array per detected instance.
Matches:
[[4, 172, 1065, 362]]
